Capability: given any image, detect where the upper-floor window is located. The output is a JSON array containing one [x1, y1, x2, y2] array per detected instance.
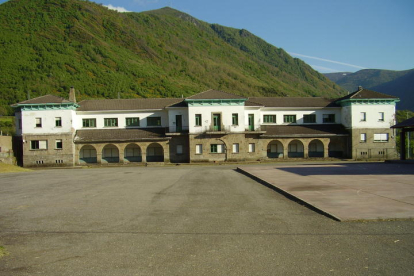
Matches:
[[379, 112, 384, 122], [232, 113, 239, 125], [263, 115, 276, 123], [104, 118, 118, 127], [195, 114, 202, 126], [126, 117, 140, 127], [35, 118, 42, 128], [323, 114, 335, 123], [55, 117, 62, 127], [31, 140, 47, 150], [147, 117, 161, 127], [360, 112, 366, 122], [82, 118, 96, 128], [304, 114, 316, 123], [284, 115, 296, 124]]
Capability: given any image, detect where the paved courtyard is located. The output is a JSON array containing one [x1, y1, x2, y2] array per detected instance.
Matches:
[[0, 164, 414, 275], [238, 162, 414, 221]]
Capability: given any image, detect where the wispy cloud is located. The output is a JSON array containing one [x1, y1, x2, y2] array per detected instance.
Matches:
[[309, 65, 340, 73], [289, 52, 367, 70], [104, 4, 131, 13], [134, 0, 159, 6]]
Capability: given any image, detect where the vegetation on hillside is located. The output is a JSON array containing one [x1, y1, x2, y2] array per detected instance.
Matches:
[[0, 0, 345, 115], [0, 116, 15, 136]]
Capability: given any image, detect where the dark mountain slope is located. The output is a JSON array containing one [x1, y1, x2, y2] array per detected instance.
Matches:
[[0, 0, 345, 115], [324, 69, 414, 111]]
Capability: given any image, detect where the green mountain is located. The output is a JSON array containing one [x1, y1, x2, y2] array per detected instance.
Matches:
[[325, 69, 414, 111], [0, 0, 345, 115]]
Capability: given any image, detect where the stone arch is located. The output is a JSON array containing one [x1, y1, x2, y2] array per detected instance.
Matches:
[[308, 139, 324, 158], [124, 143, 142, 162], [288, 140, 304, 158], [147, 143, 164, 162], [79, 145, 97, 164], [102, 144, 120, 163], [328, 139, 344, 158], [267, 140, 284, 158]]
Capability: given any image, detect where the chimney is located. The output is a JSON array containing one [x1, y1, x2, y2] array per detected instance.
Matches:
[[69, 87, 76, 103], [358, 86, 363, 91]]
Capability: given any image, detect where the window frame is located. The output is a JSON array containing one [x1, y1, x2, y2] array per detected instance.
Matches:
[[126, 117, 140, 127], [55, 117, 62, 127], [360, 112, 366, 122], [232, 113, 239, 125], [283, 115, 296, 124], [232, 143, 239, 153], [104, 118, 118, 127], [195, 114, 202, 126], [82, 118, 96, 128], [360, 133, 367, 143], [35, 118, 42, 128], [379, 112, 384, 122], [147, 116, 162, 127], [55, 139, 63, 149], [374, 133, 389, 142], [30, 140, 47, 150], [195, 144, 202, 154], [248, 143, 255, 153], [322, 114, 335, 123], [263, 115, 276, 124], [304, 114, 316, 124]]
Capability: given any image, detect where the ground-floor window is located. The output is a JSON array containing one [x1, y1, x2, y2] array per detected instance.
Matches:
[[211, 144, 223, 153], [177, 145, 183, 155], [232, 143, 239, 153], [196, 144, 202, 154], [31, 140, 47, 150], [55, 139, 63, 149], [248, 143, 255, 153], [374, 133, 389, 142]]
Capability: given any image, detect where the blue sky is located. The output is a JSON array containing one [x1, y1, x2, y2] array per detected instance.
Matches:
[[1, 0, 413, 73]]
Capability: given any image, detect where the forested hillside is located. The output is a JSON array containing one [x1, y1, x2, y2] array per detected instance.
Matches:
[[325, 69, 414, 111], [0, 0, 345, 115]]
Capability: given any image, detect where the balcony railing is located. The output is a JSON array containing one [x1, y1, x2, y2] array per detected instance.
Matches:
[[166, 125, 189, 133], [191, 125, 265, 134]]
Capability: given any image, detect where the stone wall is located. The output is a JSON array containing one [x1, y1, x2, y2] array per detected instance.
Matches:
[[350, 128, 397, 159], [22, 133, 75, 167]]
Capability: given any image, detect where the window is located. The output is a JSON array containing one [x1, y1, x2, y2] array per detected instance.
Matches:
[[31, 140, 47, 150], [195, 114, 202, 126], [360, 133, 366, 143], [232, 143, 239, 153], [210, 144, 223, 153], [263, 115, 276, 123], [176, 145, 183, 155], [323, 114, 335, 123], [196, 144, 202, 154], [374, 133, 389, 142], [126, 117, 140, 127], [104, 118, 118, 127], [283, 115, 296, 123], [35, 118, 42, 128], [379, 112, 384, 122], [232, 113, 239, 125], [360, 112, 366, 122], [55, 139, 63, 149], [147, 117, 161, 126], [304, 114, 316, 123], [248, 143, 255, 153], [82, 118, 96, 128], [55, 117, 62, 127]]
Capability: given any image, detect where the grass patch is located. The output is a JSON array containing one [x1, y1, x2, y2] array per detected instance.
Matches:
[[0, 246, 9, 258], [0, 162, 31, 173]]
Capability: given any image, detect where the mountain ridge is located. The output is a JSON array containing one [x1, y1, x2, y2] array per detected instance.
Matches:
[[0, 0, 345, 115], [324, 69, 414, 111]]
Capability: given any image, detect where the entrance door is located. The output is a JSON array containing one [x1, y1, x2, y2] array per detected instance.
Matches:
[[176, 115, 182, 132], [248, 114, 254, 131], [213, 114, 221, 131]]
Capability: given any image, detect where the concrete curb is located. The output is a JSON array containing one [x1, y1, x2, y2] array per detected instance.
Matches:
[[236, 167, 342, 222]]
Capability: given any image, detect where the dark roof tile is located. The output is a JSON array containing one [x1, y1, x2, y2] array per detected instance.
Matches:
[[262, 124, 348, 137], [74, 128, 168, 143], [77, 98, 184, 111], [186, 89, 246, 100], [15, 95, 71, 105], [247, 97, 338, 108], [336, 87, 398, 102]]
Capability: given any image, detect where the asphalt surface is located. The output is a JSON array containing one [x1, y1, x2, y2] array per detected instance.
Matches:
[[238, 163, 414, 221], [0, 164, 414, 275]]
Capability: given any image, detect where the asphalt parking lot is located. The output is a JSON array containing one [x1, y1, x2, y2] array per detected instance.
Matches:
[[1, 163, 414, 275]]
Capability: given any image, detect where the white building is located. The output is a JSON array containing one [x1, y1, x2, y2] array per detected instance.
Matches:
[[12, 87, 399, 167]]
